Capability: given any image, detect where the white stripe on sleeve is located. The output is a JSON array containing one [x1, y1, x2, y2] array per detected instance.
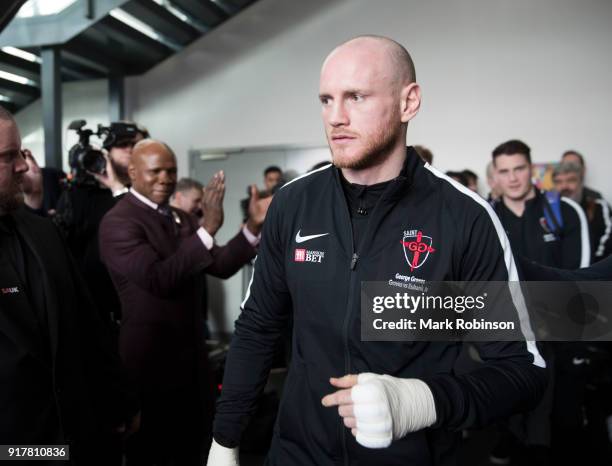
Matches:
[[424, 163, 546, 368], [594, 199, 612, 258], [561, 197, 591, 268]]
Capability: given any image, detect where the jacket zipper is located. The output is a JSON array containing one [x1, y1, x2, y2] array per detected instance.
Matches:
[[337, 172, 403, 465], [340, 196, 357, 466]]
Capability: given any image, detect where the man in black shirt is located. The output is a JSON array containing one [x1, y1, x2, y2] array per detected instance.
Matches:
[[553, 161, 611, 263], [491, 140, 592, 465], [0, 106, 138, 465], [492, 140, 590, 270], [208, 36, 547, 466], [561, 149, 602, 201]]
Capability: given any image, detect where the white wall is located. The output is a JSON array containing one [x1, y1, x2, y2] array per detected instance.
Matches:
[[15, 79, 109, 171], [126, 0, 612, 198]]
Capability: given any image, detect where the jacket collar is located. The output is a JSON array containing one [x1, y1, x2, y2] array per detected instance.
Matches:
[[332, 146, 419, 201], [129, 188, 159, 210], [125, 191, 162, 215]]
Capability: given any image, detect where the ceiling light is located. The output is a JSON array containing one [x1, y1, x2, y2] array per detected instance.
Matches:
[[0, 70, 38, 87], [1, 46, 42, 64]]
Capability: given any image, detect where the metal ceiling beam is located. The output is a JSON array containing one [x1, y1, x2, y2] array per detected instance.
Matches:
[[0, 88, 36, 106], [0, 0, 259, 116], [94, 16, 173, 59], [122, 0, 199, 46], [227, 0, 256, 8], [0, 50, 40, 74], [0, 63, 40, 85], [0, 0, 130, 48], [209, 0, 237, 16], [153, 1, 210, 34], [108, 75, 124, 121], [0, 49, 99, 85], [41, 47, 62, 169], [171, 0, 227, 27], [61, 41, 126, 75], [0, 48, 102, 88], [61, 65, 102, 81], [0, 0, 27, 34]]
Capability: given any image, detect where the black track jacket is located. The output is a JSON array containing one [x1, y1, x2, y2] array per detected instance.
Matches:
[[214, 147, 547, 466], [493, 189, 590, 270]]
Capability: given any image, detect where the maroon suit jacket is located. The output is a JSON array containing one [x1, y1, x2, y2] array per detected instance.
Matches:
[[99, 192, 255, 391]]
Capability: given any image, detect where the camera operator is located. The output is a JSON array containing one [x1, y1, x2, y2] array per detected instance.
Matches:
[[54, 120, 148, 327], [20, 148, 67, 216], [94, 121, 149, 196]]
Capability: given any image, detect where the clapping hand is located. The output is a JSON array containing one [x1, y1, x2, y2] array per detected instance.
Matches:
[[201, 170, 225, 237], [245, 185, 273, 236]]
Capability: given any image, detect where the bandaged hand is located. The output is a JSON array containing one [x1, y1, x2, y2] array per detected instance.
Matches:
[[206, 438, 239, 466], [321, 373, 437, 449]]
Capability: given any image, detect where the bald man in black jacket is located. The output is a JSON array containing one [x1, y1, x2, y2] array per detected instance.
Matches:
[[0, 108, 137, 464]]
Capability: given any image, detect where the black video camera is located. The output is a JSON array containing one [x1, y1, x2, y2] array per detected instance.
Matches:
[[67, 120, 139, 183]]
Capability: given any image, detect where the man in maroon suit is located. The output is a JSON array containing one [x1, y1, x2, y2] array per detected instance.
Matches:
[[99, 139, 270, 465]]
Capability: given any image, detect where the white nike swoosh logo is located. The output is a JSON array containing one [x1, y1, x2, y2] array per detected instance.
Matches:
[[572, 358, 587, 366], [295, 230, 330, 243]]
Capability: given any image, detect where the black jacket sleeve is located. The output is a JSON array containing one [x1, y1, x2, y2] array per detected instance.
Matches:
[[205, 230, 257, 279], [560, 197, 591, 269], [213, 195, 291, 447], [591, 200, 612, 263], [423, 206, 548, 430]]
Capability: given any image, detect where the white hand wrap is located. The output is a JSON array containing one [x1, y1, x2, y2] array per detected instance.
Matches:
[[206, 439, 239, 466], [350, 373, 437, 449]]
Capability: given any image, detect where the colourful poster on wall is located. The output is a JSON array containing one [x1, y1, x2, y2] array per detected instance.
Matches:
[[532, 162, 558, 191]]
